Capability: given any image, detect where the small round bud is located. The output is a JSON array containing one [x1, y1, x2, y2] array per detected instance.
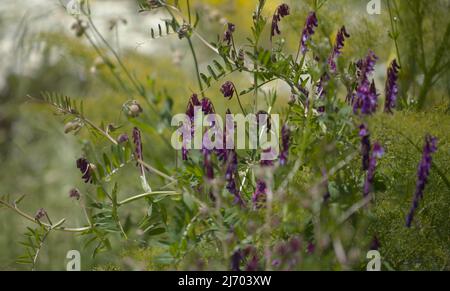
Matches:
[[69, 188, 81, 200]]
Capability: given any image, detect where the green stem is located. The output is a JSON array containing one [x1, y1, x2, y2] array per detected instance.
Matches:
[[118, 191, 180, 206]]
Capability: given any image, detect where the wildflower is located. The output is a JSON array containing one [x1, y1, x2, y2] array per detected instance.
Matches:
[[223, 23, 235, 45], [300, 12, 318, 55], [363, 142, 384, 197], [71, 19, 88, 37], [246, 255, 259, 271], [124, 100, 143, 118], [270, 4, 290, 41], [279, 124, 290, 166], [370, 235, 380, 250], [359, 124, 371, 171], [328, 26, 350, 72], [76, 158, 94, 184], [132, 127, 145, 174], [117, 133, 129, 144], [384, 59, 400, 113], [69, 188, 81, 200], [260, 147, 275, 167], [353, 51, 378, 115], [322, 168, 331, 202], [220, 81, 234, 99], [203, 148, 214, 180], [177, 23, 191, 39], [406, 135, 438, 227], [35, 208, 47, 221], [307, 242, 315, 254], [252, 179, 267, 209], [231, 250, 243, 271]]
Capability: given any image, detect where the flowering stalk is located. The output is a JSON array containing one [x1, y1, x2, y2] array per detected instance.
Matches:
[[363, 142, 384, 197], [406, 135, 438, 227], [270, 4, 290, 41], [328, 26, 350, 73], [384, 59, 400, 113]]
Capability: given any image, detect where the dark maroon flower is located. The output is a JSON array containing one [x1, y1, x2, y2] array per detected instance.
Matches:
[[300, 12, 318, 55], [328, 26, 350, 72], [384, 59, 400, 113], [203, 148, 214, 180], [223, 23, 235, 45], [132, 127, 145, 175], [246, 255, 259, 271], [279, 124, 290, 166], [307, 242, 315, 254], [252, 179, 267, 209], [76, 158, 94, 184], [35, 208, 47, 221], [69, 188, 81, 200], [370, 235, 380, 250], [231, 249, 242, 271], [353, 51, 378, 115], [322, 168, 331, 202], [359, 124, 371, 171], [220, 81, 234, 99], [363, 142, 384, 197], [406, 135, 438, 227], [270, 3, 290, 41], [117, 133, 129, 144]]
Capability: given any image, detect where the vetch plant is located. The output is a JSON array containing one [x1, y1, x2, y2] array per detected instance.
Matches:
[[0, 0, 447, 271]]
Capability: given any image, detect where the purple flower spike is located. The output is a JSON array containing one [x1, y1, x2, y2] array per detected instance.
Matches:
[[328, 26, 350, 72], [203, 148, 214, 180], [223, 23, 235, 45], [132, 127, 144, 172], [279, 124, 290, 166], [354, 51, 379, 115], [359, 124, 371, 171], [252, 179, 267, 209], [220, 81, 234, 99], [231, 250, 242, 271], [406, 135, 438, 227], [363, 142, 384, 197], [300, 12, 318, 55], [271, 4, 290, 41], [384, 59, 400, 113], [35, 208, 47, 221], [76, 158, 94, 184]]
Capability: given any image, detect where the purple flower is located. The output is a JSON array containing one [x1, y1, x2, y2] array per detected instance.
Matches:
[[363, 142, 384, 197], [279, 124, 290, 166], [69, 188, 81, 200], [370, 235, 380, 251], [307, 242, 315, 254], [353, 51, 378, 115], [384, 59, 400, 113], [231, 250, 242, 271], [406, 135, 438, 227], [328, 26, 350, 72], [223, 23, 235, 45], [246, 255, 259, 271], [76, 158, 94, 184], [225, 150, 244, 203], [252, 179, 267, 209], [359, 124, 371, 171], [203, 148, 214, 180], [35, 208, 47, 221], [117, 133, 129, 144], [270, 3, 290, 41], [183, 94, 216, 160], [300, 12, 318, 55], [220, 81, 234, 99], [322, 168, 331, 202]]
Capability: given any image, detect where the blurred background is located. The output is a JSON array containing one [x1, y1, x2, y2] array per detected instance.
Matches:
[[0, 0, 448, 270]]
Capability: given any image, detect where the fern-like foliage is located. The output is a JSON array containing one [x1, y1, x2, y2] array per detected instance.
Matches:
[[17, 226, 51, 270]]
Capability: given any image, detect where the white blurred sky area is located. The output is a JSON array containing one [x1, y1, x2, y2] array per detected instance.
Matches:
[[0, 0, 163, 89]]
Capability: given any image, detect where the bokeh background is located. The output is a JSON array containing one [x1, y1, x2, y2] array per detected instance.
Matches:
[[0, 0, 448, 270]]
